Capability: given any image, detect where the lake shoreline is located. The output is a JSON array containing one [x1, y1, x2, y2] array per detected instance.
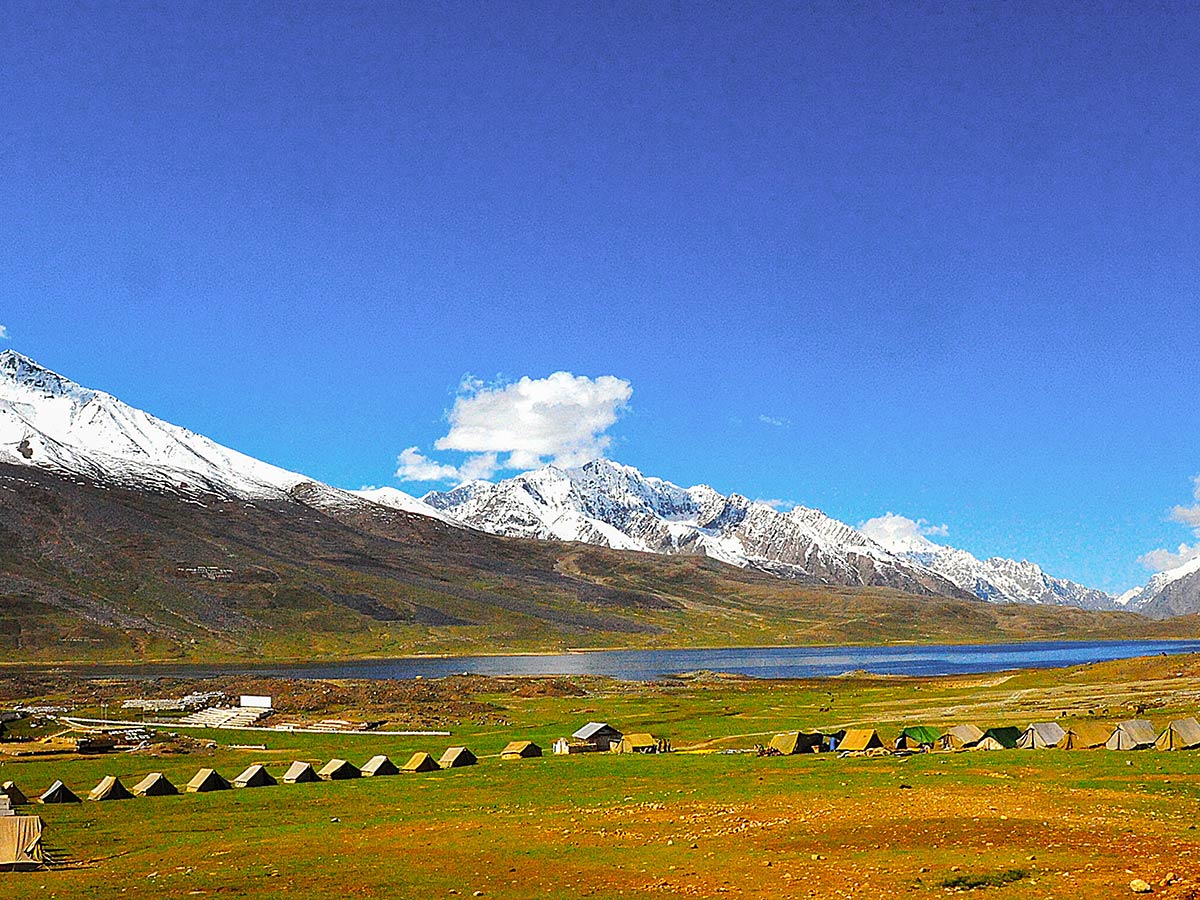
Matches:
[[14, 638, 1200, 683]]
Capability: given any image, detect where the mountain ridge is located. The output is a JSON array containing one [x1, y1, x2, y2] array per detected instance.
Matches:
[[0, 349, 1191, 618]]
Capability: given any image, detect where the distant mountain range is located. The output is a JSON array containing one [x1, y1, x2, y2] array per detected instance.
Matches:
[[0, 349, 1192, 619], [420, 461, 1121, 612]]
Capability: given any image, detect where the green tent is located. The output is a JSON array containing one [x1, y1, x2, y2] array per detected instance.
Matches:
[[976, 727, 1021, 751], [895, 725, 941, 751]]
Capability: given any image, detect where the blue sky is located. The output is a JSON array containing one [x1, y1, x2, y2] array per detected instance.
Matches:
[[3, 1, 1198, 592]]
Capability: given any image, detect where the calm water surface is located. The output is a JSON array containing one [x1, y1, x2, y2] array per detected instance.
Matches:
[[65, 639, 1200, 681]]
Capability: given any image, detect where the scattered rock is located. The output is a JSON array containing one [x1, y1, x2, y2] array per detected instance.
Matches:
[[1130, 879, 1152, 893]]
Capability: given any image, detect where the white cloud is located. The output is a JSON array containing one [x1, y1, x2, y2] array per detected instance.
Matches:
[[1170, 476, 1200, 529], [758, 415, 789, 427], [394, 446, 477, 483], [394, 446, 503, 483], [1141, 475, 1200, 572], [1139, 543, 1200, 574], [759, 498, 796, 511], [0, 325, 8, 340], [394, 372, 632, 483], [859, 512, 949, 551]]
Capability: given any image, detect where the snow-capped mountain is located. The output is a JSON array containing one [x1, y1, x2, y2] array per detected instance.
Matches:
[[423, 460, 967, 598], [858, 514, 1118, 611], [1118, 555, 1200, 619], [0, 350, 442, 520], [0, 350, 1144, 614]]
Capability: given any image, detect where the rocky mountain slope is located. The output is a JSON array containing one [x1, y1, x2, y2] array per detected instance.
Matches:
[[423, 461, 1122, 610], [1119, 555, 1200, 619], [859, 514, 1118, 611]]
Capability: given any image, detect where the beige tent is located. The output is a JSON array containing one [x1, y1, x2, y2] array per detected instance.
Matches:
[[283, 761, 320, 784], [838, 729, 885, 754], [1017, 722, 1065, 750], [0, 782, 27, 806], [1057, 722, 1113, 750], [615, 733, 666, 754], [233, 764, 277, 788], [87, 775, 133, 801], [439, 747, 477, 768], [37, 781, 80, 804], [0, 816, 44, 870], [1156, 717, 1200, 751], [766, 732, 820, 756], [938, 724, 985, 751], [1106, 719, 1157, 751], [131, 772, 177, 797], [362, 755, 399, 777], [317, 759, 360, 780], [400, 752, 440, 773], [186, 768, 231, 793], [501, 741, 542, 760]]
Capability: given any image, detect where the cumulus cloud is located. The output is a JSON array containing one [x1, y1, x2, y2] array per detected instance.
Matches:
[[1139, 543, 1200, 573], [758, 415, 790, 427], [859, 512, 949, 550], [0, 325, 8, 340], [394, 372, 632, 483], [1140, 475, 1200, 573]]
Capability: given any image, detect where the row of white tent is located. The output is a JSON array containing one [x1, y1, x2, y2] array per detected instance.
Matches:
[[1, 749, 479, 807]]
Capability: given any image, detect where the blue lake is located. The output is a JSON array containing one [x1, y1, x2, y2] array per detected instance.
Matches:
[[70, 639, 1200, 681]]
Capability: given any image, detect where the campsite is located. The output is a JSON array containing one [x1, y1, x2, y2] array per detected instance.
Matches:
[[5, 653, 1200, 897]]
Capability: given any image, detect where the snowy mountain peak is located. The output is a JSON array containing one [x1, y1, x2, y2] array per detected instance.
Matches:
[[861, 513, 1116, 611], [0, 352, 315, 500], [0, 350, 96, 403], [424, 459, 962, 598]]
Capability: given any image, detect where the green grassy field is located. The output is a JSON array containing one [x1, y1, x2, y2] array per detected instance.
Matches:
[[7, 655, 1200, 898]]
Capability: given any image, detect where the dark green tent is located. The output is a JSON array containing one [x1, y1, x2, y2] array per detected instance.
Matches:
[[976, 726, 1021, 751]]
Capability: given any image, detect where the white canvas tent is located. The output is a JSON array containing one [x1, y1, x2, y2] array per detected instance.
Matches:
[[1017, 722, 1065, 750], [0, 816, 44, 870], [1157, 717, 1200, 751], [131, 773, 178, 797], [1106, 719, 1157, 751]]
